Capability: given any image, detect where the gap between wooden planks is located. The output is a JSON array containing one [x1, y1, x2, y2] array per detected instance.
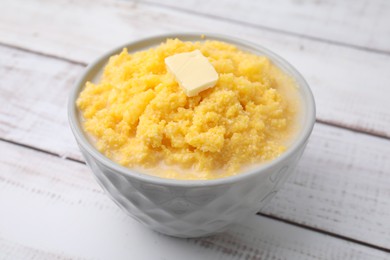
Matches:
[[1, 0, 390, 137], [0, 140, 389, 260], [0, 40, 390, 250]]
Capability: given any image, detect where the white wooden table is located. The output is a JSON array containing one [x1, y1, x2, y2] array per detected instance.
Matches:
[[1, 0, 389, 259]]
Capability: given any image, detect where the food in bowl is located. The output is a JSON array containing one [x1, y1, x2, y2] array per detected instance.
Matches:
[[76, 39, 301, 180]]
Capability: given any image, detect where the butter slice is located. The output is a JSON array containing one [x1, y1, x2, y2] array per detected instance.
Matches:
[[165, 50, 219, 97]]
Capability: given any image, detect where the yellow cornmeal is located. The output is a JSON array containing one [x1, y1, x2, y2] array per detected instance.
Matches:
[[77, 39, 300, 180]]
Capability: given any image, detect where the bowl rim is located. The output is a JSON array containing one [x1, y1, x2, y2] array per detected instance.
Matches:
[[68, 32, 316, 187]]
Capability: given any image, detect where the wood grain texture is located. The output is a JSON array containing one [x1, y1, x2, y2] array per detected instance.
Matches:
[[0, 45, 83, 160], [0, 141, 388, 260], [139, 0, 390, 53], [0, 239, 84, 260], [0, 45, 389, 249], [1, 0, 390, 256], [1, 0, 390, 137], [263, 123, 390, 249]]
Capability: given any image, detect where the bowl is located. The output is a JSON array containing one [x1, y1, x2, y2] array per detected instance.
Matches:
[[68, 33, 316, 238]]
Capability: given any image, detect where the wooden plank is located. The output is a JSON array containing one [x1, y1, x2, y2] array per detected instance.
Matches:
[[0, 141, 388, 260], [139, 0, 390, 53], [0, 45, 84, 161], [263, 123, 390, 248], [0, 46, 390, 248], [0, 0, 390, 137]]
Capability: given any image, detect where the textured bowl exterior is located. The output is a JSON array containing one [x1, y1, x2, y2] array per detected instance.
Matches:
[[79, 142, 306, 237], [69, 33, 316, 238]]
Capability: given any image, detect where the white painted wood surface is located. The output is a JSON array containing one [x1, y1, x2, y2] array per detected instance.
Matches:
[[0, 141, 388, 260], [140, 0, 390, 53], [0, 0, 390, 258], [1, 43, 390, 248]]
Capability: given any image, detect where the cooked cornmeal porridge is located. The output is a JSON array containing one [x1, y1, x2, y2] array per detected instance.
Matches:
[[77, 39, 301, 180]]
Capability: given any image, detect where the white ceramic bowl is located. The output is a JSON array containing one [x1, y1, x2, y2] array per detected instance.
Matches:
[[68, 33, 315, 238]]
